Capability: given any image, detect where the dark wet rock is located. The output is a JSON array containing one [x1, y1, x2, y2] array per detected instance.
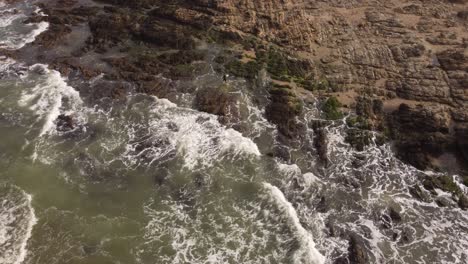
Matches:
[[421, 174, 468, 209], [356, 96, 384, 119], [154, 168, 169, 186], [193, 173, 205, 188], [435, 196, 453, 207], [140, 24, 195, 50], [271, 145, 291, 162], [333, 256, 348, 264], [265, 85, 304, 141], [409, 184, 431, 203], [194, 84, 240, 126], [399, 226, 415, 244], [50, 59, 102, 80], [422, 175, 462, 196], [458, 195, 468, 210], [455, 126, 468, 164], [381, 213, 393, 229], [348, 234, 369, 264], [56, 114, 76, 132], [313, 127, 329, 166], [316, 196, 328, 213], [345, 129, 373, 152], [82, 244, 97, 255], [25, 4, 98, 48], [389, 206, 402, 223], [351, 153, 367, 168], [166, 122, 179, 132], [457, 11, 468, 20], [30, 64, 48, 75], [388, 103, 455, 170], [72, 79, 130, 106]]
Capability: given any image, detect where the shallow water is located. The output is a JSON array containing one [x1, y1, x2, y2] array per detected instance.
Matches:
[[0, 2, 467, 264]]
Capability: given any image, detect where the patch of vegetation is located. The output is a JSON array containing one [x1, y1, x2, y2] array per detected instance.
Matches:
[[269, 84, 302, 115], [225, 60, 260, 79], [254, 48, 310, 81], [423, 174, 468, 209], [423, 175, 463, 197], [322, 96, 343, 120], [347, 116, 371, 130], [218, 83, 231, 92], [288, 98, 304, 114], [264, 50, 289, 79]]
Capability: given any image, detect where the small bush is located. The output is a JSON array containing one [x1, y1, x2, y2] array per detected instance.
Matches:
[[322, 96, 343, 120]]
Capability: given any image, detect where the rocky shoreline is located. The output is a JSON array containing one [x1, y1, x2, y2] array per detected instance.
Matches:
[[7, 0, 466, 169], [2, 0, 467, 262]]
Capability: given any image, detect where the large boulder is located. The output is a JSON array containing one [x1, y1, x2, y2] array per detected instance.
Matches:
[[388, 104, 455, 169], [194, 84, 240, 126], [265, 85, 304, 141]]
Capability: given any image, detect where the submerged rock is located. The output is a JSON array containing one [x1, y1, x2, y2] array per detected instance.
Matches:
[[458, 195, 468, 210], [56, 114, 76, 132], [408, 184, 431, 203], [348, 234, 369, 264]]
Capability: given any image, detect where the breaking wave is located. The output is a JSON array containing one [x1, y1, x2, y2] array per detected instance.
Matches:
[[0, 183, 37, 264]]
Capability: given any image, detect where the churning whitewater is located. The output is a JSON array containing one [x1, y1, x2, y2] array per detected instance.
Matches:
[[0, 1, 467, 264]]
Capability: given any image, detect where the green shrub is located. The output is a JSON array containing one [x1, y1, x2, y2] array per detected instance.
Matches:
[[225, 60, 260, 79], [322, 96, 343, 120]]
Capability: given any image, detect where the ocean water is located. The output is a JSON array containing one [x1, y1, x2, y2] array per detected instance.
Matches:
[[0, 2, 467, 264]]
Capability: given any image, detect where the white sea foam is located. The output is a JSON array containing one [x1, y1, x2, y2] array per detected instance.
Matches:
[[0, 56, 20, 75], [0, 4, 49, 50], [0, 9, 25, 27], [18, 64, 84, 137], [0, 184, 37, 264], [124, 97, 261, 170], [263, 183, 325, 264], [141, 197, 286, 264], [301, 115, 468, 263]]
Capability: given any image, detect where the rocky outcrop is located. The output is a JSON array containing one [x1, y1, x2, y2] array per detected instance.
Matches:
[[388, 103, 455, 169], [265, 84, 304, 142], [348, 234, 370, 264], [195, 84, 241, 126], [56, 114, 76, 132]]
